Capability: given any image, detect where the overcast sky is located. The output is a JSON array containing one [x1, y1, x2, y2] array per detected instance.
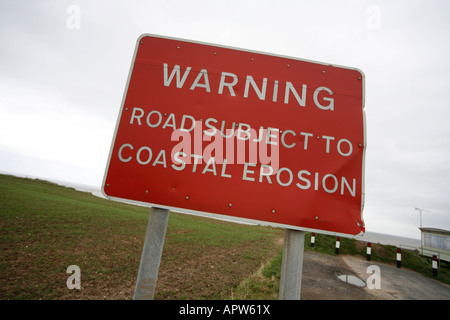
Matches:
[[1, 0, 449, 239]]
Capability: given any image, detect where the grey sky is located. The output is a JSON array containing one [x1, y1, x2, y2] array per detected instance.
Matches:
[[1, 0, 450, 239]]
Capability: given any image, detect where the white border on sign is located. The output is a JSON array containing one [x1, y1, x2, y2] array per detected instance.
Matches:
[[101, 33, 367, 238]]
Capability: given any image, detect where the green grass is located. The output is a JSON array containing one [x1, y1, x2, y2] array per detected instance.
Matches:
[[302, 232, 366, 256], [0, 174, 283, 300], [0, 175, 150, 299], [231, 248, 283, 300]]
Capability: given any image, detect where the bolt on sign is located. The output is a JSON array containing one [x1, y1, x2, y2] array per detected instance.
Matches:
[[102, 34, 366, 236]]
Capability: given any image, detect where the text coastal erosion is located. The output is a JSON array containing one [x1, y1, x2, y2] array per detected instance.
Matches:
[[114, 63, 360, 197]]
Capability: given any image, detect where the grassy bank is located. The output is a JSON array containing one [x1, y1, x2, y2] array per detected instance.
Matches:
[[0, 174, 283, 299]]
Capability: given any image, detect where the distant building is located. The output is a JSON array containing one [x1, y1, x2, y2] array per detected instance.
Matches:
[[419, 228, 450, 262]]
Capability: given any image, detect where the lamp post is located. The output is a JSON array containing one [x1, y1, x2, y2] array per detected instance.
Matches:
[[415, 207, 430, 229]]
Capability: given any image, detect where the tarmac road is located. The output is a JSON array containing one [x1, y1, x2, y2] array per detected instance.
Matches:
[[342, 255, 450, 300]]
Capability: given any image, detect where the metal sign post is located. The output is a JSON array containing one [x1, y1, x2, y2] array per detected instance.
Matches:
[[133, 206, 169, 300], [279, 229, 305, 300]]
